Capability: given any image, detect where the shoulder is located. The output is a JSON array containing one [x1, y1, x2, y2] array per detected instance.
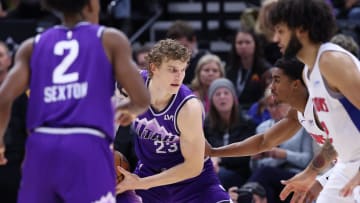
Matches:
[[178, 97, 203, 117], [102, 27, 131, 48], [17, 37, 34, 60], [318, 43, 356, 69]]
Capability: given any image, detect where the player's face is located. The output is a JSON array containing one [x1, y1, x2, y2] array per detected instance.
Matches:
[[270, 68, 293, 103], [152, 59, 187, 94], [235, 32, 255, 58], [211, 87, 234, 114], [273, 23, 302, 58], [199, 61, 222, 87]]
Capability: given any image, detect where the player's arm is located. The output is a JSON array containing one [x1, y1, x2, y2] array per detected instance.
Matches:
[[319, 51, 360, 109], [302, 138, 338, 178], [103, 28, 150, 116], [0, 38, 32, 164], [210, 108, 302, 157], [138, 98, 205, 189]]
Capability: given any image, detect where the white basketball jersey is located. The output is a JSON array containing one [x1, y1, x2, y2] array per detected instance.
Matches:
[[303, 42, 360, 162], [297, 97, 327, 146]]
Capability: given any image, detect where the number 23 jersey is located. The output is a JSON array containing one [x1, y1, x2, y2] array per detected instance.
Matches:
[[132, 71, 197, 171]]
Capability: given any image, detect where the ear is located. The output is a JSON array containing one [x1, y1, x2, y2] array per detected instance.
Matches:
[[292, 80, 300, 89], [295, 27, 308, 40], [149, 63, 157, 74]]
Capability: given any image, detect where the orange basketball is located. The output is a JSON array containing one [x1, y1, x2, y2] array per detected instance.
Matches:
[[113, 150, 130, 184]]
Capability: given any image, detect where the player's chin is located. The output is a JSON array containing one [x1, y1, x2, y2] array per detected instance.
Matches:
[[169, 86, 180, 93]]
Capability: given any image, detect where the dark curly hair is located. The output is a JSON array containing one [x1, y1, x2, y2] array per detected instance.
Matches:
[[274, 57, 305, 86], [269, 0, 337, 43]]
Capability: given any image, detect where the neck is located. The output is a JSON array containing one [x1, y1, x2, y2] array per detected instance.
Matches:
[[220, 111, 231, 124], [62, 14, 86, 28], [149, 79, 173, 110], [289, 88, 309, 113], [241, 56, 253, 70], [296, 43, 321, 71]]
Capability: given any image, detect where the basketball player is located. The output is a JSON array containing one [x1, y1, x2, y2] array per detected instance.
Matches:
[[116, 39, 231, 202], [0, 0, 150, 202], [208, 57, 331, 202], [269, 0, 360, 202]]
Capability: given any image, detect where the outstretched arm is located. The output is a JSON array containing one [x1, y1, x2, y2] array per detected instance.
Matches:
[[210, 108, 301, 157], [0, 38, 32, 165]]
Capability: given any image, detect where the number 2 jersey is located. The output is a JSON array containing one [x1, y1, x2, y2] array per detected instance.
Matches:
[[303, 42, 360, 162], [27, 22, 115, 140]]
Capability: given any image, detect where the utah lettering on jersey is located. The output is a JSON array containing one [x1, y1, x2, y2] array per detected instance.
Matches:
[[133, 118, 179, 143]]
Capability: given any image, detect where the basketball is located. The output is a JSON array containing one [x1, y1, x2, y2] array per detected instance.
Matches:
[[114, 150, 130, 184]]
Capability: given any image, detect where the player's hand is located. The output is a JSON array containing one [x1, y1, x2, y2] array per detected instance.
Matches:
[[115, 110, 136, 126], [280, 170, 317, 203], [115, 166, 142, 194], [0, 139, 8, 165], [340, 171, 360, 197], [268, 148, 286, 159], [228, 186, 239, 203], [113, 96, 138, 126]]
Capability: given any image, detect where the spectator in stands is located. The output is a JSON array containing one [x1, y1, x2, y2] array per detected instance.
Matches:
[[226, 27, 271, 109], [247, 86, 272, 126], [248, 97, 313, 203], [166, 20, 209, 85], [0, 41, 28, 203], [333, 0, 360, 19], [331, 33, 359, 57], [190, 54, 225, 113], [132, 43, 152, 70], [204, 78, 256, 190]]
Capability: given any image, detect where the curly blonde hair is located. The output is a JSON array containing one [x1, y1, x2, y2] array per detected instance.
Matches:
[[145, 39, 191, 77]]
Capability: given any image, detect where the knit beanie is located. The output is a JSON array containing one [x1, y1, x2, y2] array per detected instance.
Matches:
[[208, 78, 237, 99]]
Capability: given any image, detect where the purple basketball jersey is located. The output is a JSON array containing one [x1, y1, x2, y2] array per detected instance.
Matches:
[[132, 71, 196, 170], [28, 22, 115, 140], [132, 71, 230, 202]]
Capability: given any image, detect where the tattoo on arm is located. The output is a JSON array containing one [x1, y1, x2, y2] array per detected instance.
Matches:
[[309, 139, 338, 173]]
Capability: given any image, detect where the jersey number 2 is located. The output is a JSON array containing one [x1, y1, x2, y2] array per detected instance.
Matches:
[[52, 40, 79, 84]]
